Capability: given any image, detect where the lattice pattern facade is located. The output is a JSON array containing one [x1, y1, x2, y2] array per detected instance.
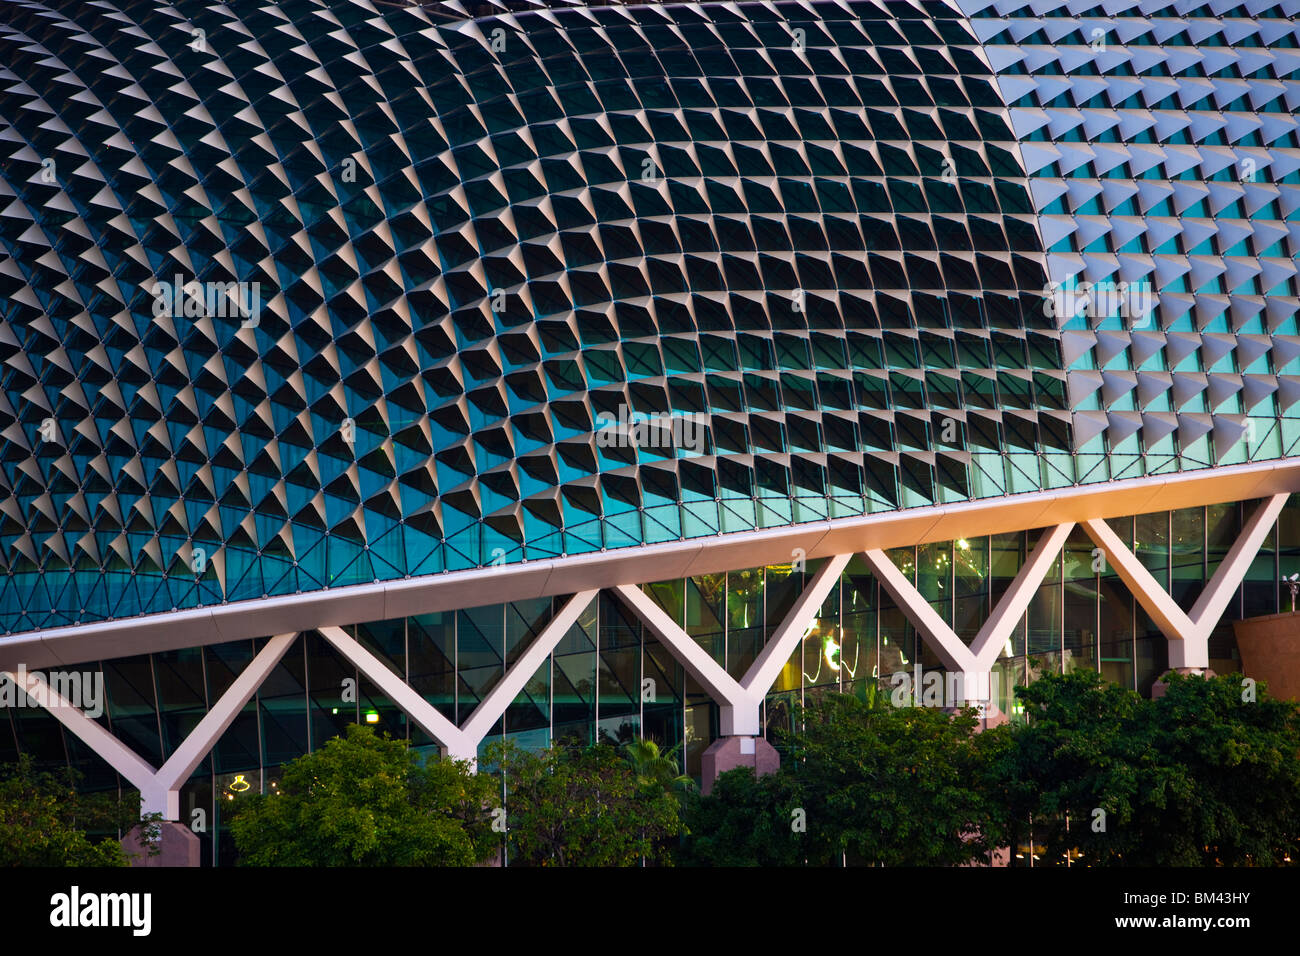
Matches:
[[0, 0, 1296, 639]]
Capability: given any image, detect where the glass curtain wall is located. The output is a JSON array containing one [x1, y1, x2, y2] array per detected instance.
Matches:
[[8, 498, 1298, 862]]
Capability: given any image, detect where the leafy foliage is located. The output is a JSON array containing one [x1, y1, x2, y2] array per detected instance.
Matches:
[[789, 693, 1011, 866], [0, 755, 144, 866], [677, 766, 806, 866], [1001, 668, 1300, 866], [229, 724, 499, 866], [486, 740, 683, 866], [682, 692, 1005, 866], [622, 739, 694, 806]]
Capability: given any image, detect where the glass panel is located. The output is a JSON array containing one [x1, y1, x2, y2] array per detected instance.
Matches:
[[552, 600, 597, 746], [259, 635, 311, 762], [990, 532, 1026, 658], [1062, 527, 1098, 675], [1134, 511, 1169, 590], [1026, 540, 1061, 669], [726, 567, 764, 680], [840, 555, 877, 694], [1242, 506, 1277, 619], [409, 612, 456, 730], [685, 572, 726, 666], [457, 604, 505, 724], [596, 593, 639, 738], [1098, 563, 1135, 691], [304, 631, 355, 751], [953, 535, 988, 646], [1170, 506, 1205, 608]]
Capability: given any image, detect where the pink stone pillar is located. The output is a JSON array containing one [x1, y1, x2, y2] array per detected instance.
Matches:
[[121, 821, 201, 867], [700, 735, 779, 796]]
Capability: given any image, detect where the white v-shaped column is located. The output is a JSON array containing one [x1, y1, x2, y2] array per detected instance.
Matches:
[[611, 554, 851, 736], [1, 632, 297, 818], [862, 524, 1075, 700], [319, 589, 597, 764], [1082, 494, 1288, 669]]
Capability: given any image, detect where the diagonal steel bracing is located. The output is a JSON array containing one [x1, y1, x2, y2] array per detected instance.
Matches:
[[612, 554, 851, 735], [1082, 494, 1288, 669], [864, 524, 1076, 702], [1, 494, 1286, 807], [320, 590, 598, 763], [1, 633, 297, 818]]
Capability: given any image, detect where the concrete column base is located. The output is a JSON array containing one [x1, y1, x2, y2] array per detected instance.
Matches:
[[121, 821, 200, 867], [700, 735, 779, 796]]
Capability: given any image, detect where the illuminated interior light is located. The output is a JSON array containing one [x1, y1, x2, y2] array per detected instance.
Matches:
[[823, 634, 841, 671]]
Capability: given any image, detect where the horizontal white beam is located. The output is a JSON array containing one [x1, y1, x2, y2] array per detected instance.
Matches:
[[3, 459, 1297, 670]]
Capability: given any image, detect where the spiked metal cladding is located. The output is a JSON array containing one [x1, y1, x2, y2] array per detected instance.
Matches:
[[0, 0, 1296, 637], [964, 0, 1300, 468]]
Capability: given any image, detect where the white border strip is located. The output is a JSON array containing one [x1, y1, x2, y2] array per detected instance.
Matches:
[[2, 458, 1297, 670]]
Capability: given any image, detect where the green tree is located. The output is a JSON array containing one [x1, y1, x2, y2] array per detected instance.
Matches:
[[677, 766, 806, 866], [785, 693, 1007, 865], [229, 724, 499, 866], [486, 740, 683, 866], [622, 739, 693, 806], [999, 668, 1300, 866], [0, 755, 143, 867], [681, 693, 1006, 866]]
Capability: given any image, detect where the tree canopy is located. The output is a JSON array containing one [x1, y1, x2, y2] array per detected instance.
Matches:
[[485, 740, 683, 866], [998, 668, 1300, 866], [229, 724, 499, 866], [0, 755, 142, 867]]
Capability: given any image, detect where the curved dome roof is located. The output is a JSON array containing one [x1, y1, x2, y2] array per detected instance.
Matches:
[[0, 0, 1296, 634]]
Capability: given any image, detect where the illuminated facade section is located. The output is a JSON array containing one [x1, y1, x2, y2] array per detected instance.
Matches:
[[0, 0, 1297, 864]]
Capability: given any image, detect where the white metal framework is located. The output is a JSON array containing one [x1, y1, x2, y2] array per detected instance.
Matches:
[[0, 477, 1292, 822]]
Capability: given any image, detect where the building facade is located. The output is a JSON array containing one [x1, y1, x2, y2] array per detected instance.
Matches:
[[0, 0, 1297, 863]]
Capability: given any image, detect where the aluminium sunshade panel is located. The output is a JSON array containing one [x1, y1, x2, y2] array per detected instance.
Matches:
[[960, 0, 1300, 473], [0, 0, 1290, 636]]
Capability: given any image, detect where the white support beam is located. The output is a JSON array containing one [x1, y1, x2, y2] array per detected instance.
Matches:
[[1187, 494, 1289, 641], [458, 591, 598, 747], [320, 592, 601, 765], [1, 668, 159, 801], [5, 635, 300, 819], [864, 525, 1074, 701], [8, 459, 1298, 672], [614, 557, 854, 737], [318, 624, 472, 758], [611, 583, 746, 714], [1081, 518, 1196, 646], [1083, 493, 1289, 668], [740, 554, 852, 696], [862, 549, 979, 675], [969, 523, 1075, 670], [153, 633, 297, 818]]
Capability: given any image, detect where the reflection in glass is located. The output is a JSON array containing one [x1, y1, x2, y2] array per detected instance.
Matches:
[[953, 535, 988, 646]]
